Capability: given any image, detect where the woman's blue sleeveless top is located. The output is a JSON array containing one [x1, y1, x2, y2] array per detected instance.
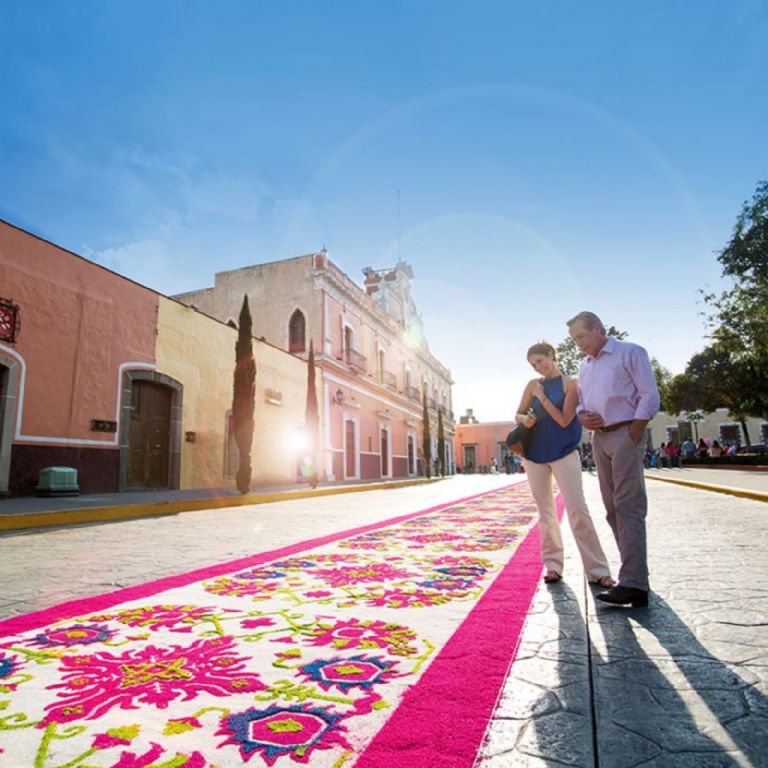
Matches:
[[526, 376, 581, 464]]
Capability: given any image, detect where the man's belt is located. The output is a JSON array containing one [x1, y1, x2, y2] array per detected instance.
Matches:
[[595, 420, 634, 433]]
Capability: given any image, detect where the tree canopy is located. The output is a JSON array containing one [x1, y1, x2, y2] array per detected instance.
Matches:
[[665, 180, 768, 441], [701, 180, 768, 421]]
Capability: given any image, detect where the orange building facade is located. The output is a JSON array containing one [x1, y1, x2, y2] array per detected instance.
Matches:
[[453, 414, 517, 472]]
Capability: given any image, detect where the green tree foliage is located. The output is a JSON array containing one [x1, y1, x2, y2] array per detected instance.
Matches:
[[555, 326, 627, 376], [664, 344, 762, 445], [233, 295, 256, 494], [422, 392, 432, 478], [702, 180, 768, 418], [303, 339, 319, 488], [437, 407, 445, 477], [650, 357, 673, 413]]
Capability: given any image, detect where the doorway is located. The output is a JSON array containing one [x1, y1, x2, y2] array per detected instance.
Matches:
[[0, 357, 19, 496], [463, 445, 477, 473], [127, 381, 171, 489], [380, 427, 389, 478], [120, 371, 182, 492], [344, 418, 356, 479]]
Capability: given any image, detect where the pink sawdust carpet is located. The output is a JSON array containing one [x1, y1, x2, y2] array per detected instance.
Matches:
[[0, 481, 552, 768]]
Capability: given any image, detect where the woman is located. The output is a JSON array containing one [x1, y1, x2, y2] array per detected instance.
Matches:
[[515, 342, 613, 587]]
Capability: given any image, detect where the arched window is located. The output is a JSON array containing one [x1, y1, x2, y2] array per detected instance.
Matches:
[[289, 310, 306, 353]]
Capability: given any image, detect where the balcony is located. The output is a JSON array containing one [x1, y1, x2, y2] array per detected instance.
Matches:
[[379, 370, 397, 391], [346, 349, 367, 373], [406, 386, 420, 402], [426, 397, 437, 411]]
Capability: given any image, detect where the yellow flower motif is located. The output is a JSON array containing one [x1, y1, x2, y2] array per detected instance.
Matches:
[[107, 724, 140, 740], [163, 720, 197, 735], [267, 718, 303, 734]]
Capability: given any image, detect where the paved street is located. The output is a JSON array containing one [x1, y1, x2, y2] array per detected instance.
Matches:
[[2, 472, 766, 766]]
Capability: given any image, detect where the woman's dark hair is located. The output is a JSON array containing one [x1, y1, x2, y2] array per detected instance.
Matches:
[[526, 342, 557, 360]]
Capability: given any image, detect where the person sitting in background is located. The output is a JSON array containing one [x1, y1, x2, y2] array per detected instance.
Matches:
[[681, 438, 696, 460], [657, 442, 668, 468], [726, 442, 738, 456], [709, 440, 722, 458], [697, 438, 709, 458]]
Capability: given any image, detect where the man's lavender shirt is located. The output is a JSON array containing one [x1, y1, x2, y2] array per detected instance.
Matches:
[[577, 336, 660, 425]]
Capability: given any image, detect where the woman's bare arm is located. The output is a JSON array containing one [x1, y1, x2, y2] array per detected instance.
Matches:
[[515, 380, 537, 426], [532, 377, 579, 427]]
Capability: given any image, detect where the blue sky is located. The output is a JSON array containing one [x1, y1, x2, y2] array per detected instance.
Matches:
[[2, 2, 766, 420]]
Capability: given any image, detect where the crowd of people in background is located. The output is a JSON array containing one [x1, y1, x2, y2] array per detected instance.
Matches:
[[458, 433, 747, 475], [643, 436, 736, 468]]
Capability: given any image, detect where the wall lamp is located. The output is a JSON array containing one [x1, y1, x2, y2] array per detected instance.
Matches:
[[331, 388, 345, 406]]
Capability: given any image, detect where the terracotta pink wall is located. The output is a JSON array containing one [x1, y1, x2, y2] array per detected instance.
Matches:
[[0, 221, 158, 441], [454, 422, 515, 469]]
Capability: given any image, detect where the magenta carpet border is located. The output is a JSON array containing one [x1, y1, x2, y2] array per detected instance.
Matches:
[[0, 480, 528, 639], [355, 492, 562, 768]]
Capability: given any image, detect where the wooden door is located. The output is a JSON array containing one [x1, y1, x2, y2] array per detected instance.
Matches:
[[345, 419, 356, 479], [381, 428, 389, 477], [128, 381, 171, 489]]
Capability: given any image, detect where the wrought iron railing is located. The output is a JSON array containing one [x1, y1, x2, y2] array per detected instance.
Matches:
[[346, 349, 367, 373]]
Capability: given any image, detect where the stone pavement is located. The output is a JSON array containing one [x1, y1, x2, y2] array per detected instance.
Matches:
[[1, 471, 766, 766], [479, 471, 768, 767]]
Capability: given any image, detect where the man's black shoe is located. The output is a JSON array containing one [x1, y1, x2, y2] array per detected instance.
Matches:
[[595, 585, 648, 608]]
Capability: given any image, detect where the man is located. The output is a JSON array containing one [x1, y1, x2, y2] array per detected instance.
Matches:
[[567, 311, 660, 607], [681, 437, 696, 460]]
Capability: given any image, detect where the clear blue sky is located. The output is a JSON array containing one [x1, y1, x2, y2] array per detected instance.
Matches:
[[2, 2, 766, 420]]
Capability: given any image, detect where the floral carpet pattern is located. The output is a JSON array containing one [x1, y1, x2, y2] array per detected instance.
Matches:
[[0, 482, 545, 768]]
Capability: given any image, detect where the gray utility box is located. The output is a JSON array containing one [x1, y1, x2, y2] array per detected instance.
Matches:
[[35, 467, 80, 497]]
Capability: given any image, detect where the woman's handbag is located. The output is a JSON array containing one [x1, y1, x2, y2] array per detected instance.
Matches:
[[506, 387, 546, 458], [505, 423, 534, 457]]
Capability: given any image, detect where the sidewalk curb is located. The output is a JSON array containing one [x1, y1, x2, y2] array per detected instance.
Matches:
[[0, 477, 443, 534], [645, 473, 768, 503]]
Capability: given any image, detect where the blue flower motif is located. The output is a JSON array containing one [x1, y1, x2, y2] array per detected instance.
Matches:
[[221, 703, 348, 763], [234, 568, 286, 580], [419, 577, 474, 591], [32, 623, 113, 647], [0, 654, 18, 679], [271, 559, 316, 569], [435, 565, 487, 578], [299, 654, 394, 692]]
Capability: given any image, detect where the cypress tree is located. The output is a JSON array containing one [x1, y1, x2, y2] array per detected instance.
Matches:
[[422, 391, 432, 478], [233, 295, 256, 494], [304, 339, 319, 488], [437, 407, 445, 476]]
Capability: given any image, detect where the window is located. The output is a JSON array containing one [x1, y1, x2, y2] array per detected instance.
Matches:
[[289, 310, 306, 354], [344, 326, 354, 363]]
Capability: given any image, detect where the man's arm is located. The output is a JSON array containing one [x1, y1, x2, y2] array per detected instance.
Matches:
[[627, 345, 660, 444]]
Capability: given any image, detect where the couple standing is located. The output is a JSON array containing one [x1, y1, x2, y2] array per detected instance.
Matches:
[[514, 311, 660, 607]]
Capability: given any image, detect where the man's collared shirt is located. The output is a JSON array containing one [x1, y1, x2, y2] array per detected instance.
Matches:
[[577, 336, 660, 425]]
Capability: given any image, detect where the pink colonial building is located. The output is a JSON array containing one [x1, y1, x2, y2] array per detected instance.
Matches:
[[174, 252, 455, 481]]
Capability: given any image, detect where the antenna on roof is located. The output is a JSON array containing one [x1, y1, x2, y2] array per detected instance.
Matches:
[[396, 187, 401, 261]]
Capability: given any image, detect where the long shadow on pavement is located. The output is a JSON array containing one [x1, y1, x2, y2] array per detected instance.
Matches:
[[589, 592, 767, 767]]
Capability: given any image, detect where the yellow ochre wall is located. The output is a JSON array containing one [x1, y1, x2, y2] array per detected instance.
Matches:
[[156, 297, 320, 489]]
